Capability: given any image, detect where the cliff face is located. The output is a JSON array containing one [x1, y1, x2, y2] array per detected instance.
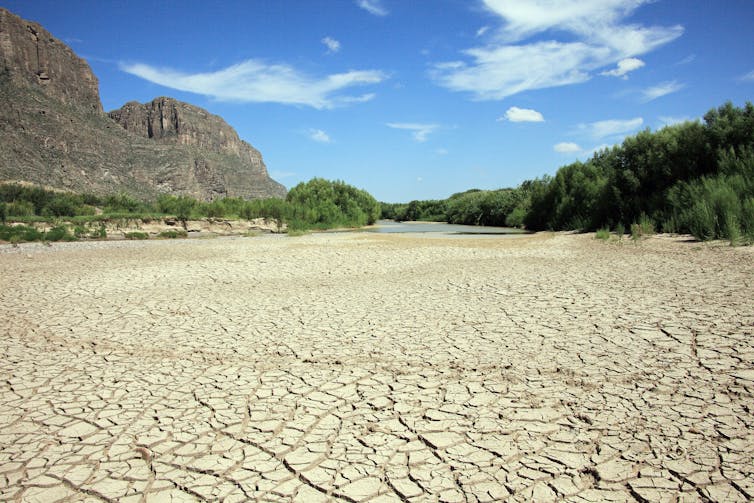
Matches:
[[0, 8, 101, 112], [0, 8, 286, 201]]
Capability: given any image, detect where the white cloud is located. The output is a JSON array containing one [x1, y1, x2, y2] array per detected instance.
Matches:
[[601, 57, 645, 78], [740, 70, 754, 82], [436, 148, 449, 155], [476, 25, 490, 37], [309, 129, 332, 143], [120, 60, 386, 109], [356, 0, 388, 16], [321, 36, 341, 54], [432, 0, 682, 100], [386, 122, 440, 142], [554, 142, 582, 153], [578, 117, 643, 139], [658, 116, 692, 127], [641, 80, 684, 102], [500, 106, 544, 122]]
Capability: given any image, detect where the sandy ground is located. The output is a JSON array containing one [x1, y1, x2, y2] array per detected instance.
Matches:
[[0, 232, 753, 502]]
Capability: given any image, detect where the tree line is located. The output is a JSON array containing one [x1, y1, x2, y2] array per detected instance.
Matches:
[[0, 178, 380, 237], [382, 101, 754, 243]]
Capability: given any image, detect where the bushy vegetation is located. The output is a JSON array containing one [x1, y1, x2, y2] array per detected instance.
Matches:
[[0, 178, 380, 240], [285, 178, 380, 230], [381, 101, 754, 243]]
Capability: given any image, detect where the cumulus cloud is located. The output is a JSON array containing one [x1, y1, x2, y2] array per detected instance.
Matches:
[[578, 117, 643, 139], [641, 80, 684, 102], [499, 106, 544, 122], [432, 0, 682, 100], [554, 142, 582, 153], [120, 60, 386, 109], [321, 36, 341, 54], [356, 0, 388, 16], [386, 122, 440, 142], [601, 57, 645, 78], [309, 129, 332, 143]]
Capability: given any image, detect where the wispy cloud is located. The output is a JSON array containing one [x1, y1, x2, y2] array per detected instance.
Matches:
[[476, 25, 490, 37], [658, 116, 693, 127], [740, 70, 754, 82], [554, 142, 582, 153], [578, 117, 643, 139], [431, 0, 682, 100], [641, 80, 684, 102], [386, 122, 440, 142], [270, 170, 296, 179], [321, 36, 341, 54], [499, 106, 544, 122], [356, 0, 388, 16], [120, 60, 386, 109], [308, 129, 332, 143], [601, 57, 645, 79]]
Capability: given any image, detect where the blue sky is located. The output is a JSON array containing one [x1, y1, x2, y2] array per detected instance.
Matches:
[[5, 1, 754, 202]]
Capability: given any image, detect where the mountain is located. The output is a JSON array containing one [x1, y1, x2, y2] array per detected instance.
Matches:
[[0, 7, 286, 200]]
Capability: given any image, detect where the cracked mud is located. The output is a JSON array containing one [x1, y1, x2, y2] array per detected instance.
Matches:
[[1, 232, 753, 502]]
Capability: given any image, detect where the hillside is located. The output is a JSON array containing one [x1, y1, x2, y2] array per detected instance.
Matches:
[[0, 7, 286, 200]]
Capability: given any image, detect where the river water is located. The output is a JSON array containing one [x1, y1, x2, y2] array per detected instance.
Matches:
[[360, 220, 529, 236]]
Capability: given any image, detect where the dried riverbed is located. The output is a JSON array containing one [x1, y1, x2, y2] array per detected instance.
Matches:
[[1, 232, 752, 502]]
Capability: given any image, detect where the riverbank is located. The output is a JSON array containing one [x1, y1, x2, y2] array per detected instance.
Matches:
[[1, 232, 752, 501]]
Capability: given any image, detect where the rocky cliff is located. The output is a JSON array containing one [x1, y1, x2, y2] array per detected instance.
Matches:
[[0, 7, 286, 200]]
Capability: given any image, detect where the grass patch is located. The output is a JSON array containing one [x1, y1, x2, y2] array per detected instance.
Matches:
[[124, 231, 149, 240], [157, 229, 188, 239], [594, 228, 611, 240]]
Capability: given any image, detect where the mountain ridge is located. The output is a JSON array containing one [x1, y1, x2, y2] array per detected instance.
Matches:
[[0, 7, 286, 200]]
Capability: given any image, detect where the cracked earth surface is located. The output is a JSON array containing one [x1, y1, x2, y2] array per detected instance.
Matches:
[[1, 232, 753, 502]]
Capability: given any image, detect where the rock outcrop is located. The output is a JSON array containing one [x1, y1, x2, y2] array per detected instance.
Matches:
[[0, 7, 286, 200]]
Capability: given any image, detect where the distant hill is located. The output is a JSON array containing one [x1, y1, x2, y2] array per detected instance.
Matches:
[[0, 7, 286, 200]]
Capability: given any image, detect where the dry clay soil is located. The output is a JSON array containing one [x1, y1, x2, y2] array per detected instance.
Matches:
[[1, 232, 753, 502]]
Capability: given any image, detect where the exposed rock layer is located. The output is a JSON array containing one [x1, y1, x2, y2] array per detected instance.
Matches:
[[0, 7, 286, 200]]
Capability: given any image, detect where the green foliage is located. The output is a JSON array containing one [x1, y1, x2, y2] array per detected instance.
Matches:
[[595, 228, 611, 240], [124, 231, 149, 240], [95, 224, 107, 239], [158, 229, 188, 239], [614, 223, 625, 239], [286, 178, 380, 230], [156, 195, 197, 221], [0, 224, 43, 242], [0, 179, 382, 234], [44, 225, 76, 242], [6, 200, 35, 216]]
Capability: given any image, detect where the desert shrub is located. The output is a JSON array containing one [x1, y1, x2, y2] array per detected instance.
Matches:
[[73, 225, 88, 238], [103, 193, 146, 214], [44, 225, 76, 242], [158, 229, 188, 239], [638, 213, 655, 235], [595, 228, 611, 240], [93, 224, 107, 239], [6, 200, 35, 217], [614, 222, 625, 237], [0, 224, 43, 242], [124, 231, 149, 240]]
